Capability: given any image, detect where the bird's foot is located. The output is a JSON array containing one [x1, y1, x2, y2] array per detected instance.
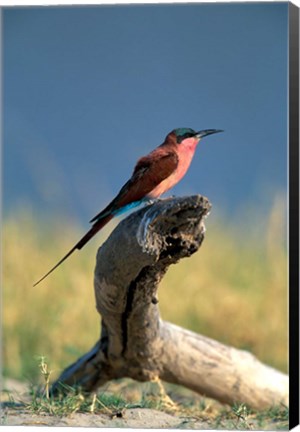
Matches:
[[144, 198, 162, 206]]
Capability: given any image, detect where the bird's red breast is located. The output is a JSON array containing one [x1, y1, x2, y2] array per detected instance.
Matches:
[[147, 135, 199, 198]]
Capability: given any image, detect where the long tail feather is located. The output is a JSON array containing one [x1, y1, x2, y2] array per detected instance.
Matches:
[[33, 244, 78, 287], [33, 214, 114, 286]]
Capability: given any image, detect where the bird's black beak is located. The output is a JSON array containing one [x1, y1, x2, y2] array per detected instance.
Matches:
[[195, 129, 224, 139]]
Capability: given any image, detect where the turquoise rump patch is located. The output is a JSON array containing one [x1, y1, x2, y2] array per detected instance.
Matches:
[[112, 200, 143, 216]]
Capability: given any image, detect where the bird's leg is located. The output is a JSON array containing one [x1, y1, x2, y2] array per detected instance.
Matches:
[[144, 198, 162, 206]]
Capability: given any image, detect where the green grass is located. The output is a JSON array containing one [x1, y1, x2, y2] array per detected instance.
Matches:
[[1, 374, 289, 429], [3, 195, 288, 384], [1, 356, 289, 429], [212, 403, 289, 430]]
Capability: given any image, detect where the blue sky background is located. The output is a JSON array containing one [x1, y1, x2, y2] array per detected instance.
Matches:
[[3, 3, 288, 226]]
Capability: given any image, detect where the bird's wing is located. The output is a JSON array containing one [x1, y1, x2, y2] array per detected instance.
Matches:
[[120, 150, 179, 202], [89, 150, 178, 223]]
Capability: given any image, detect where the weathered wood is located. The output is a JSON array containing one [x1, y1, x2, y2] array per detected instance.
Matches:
[[51, 195, 288, 410]]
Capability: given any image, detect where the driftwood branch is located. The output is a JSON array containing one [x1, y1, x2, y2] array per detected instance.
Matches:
[[51, 195, 288, 410]]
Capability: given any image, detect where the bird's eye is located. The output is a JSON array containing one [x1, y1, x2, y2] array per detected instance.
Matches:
[[177, 132, 194, 143]]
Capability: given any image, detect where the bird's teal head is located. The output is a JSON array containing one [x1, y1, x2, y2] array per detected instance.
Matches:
[[171, 128, 224, 144], [173, 128, 196, 143], [172, 127, 224, 144]]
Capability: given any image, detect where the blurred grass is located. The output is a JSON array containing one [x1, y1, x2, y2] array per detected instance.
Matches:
[[2, 195, 287, 382]]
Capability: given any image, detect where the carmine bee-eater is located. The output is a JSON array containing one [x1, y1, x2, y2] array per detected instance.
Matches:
[[34, 127, 223, 286]]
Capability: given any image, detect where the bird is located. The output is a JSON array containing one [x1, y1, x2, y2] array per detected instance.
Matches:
[[33, 127, 223, 286]]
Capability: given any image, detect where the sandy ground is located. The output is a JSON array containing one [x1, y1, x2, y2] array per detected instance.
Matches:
[[2, 406, 213, 429], [1, 378, 288, 429], [1, 378, 212, 429]]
